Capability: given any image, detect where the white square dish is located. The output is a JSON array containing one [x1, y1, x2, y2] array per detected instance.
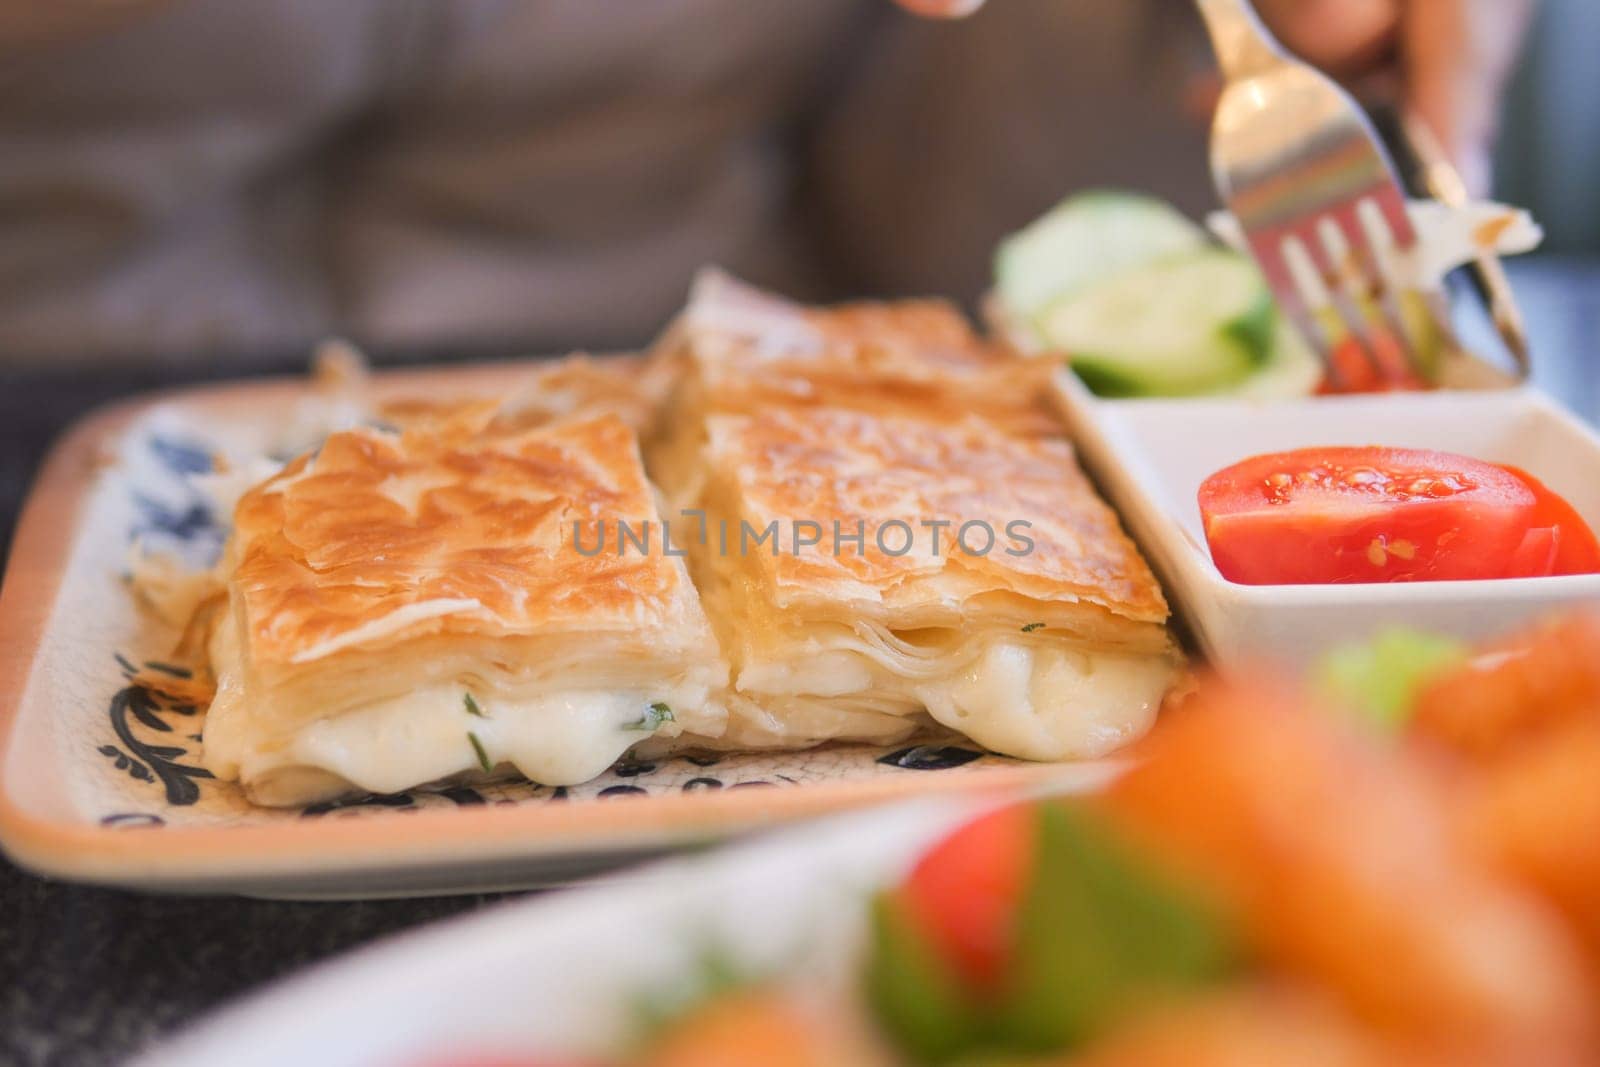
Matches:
[[1053, 373, 1600, 668]]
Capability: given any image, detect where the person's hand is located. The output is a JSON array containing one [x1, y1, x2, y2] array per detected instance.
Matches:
[[888, 0, 985, 18], [890, 0, 1536, 197], [1252, 0, 1538, 196]]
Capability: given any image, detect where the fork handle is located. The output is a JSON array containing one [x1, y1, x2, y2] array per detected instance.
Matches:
[[1194, 0, 1287, 80]]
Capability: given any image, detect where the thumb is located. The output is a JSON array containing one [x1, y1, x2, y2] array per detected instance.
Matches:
[[1403, 0, 1536, 197], [889, 0, 987, 17]]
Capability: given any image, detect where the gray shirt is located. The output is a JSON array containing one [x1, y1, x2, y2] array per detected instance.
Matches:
[[0, 0, 1212, 363]]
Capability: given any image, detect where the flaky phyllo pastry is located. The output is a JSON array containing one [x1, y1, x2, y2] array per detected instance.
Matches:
[[132, 273, 1178, 807], [374, 352, 677, 440], [656, 269, 1062, 439], [667, 400, 1176, 761], [200, 412, 723, 806], [644, 271, 1177, 760]]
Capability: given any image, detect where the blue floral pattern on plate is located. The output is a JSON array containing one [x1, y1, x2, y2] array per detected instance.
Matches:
[[81, 408, 1015, 829]]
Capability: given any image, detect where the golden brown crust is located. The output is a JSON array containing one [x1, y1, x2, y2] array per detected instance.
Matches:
[[378, 354, 675, 438], [673, 270, 1060, 436], [705, 406, 1167, 625], [808, 298, 979, 348], [228, 414, 707, 673]]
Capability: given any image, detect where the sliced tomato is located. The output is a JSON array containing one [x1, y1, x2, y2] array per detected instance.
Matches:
[[897, 804, 1034, 993], [1314, 336, 1429, 395], [1199, 447, 1539, 585], [1504, 525, 1560, 579], [1495, 464, 1600, 576]]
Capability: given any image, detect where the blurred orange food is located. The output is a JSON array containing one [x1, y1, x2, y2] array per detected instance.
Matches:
[[1063, 986, 1414, 1067], [1466, 720, 1600, 966], [1406, 613, 1600, 971], [1100, 676, 1599, 1062], [482, 615, 1600, 1067], [637, 990, 888, 1067], [1411, 613, 1600, 765]]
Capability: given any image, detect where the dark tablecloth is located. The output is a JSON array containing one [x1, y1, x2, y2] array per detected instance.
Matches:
[[0, 257, 1595, 1067]]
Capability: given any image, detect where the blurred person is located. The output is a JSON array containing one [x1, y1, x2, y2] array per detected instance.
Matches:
[[0, 0, 1533, 364]]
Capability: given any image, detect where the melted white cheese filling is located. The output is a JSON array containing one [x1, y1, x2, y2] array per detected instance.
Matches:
[[725, 631, 1173, 761], [202, 613, 715, 805], [210, 683, 708, 806], [737, 650, 877, 698], [292, 685, 684, 794], [915, 640, 1171, 761]]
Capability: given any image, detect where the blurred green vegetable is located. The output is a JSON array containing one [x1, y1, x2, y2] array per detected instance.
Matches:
[[994, 804, 1236, 1054], [865, 804, 1234, 1063], [864, 893, 985, 1064], [1314, 628, 1469, 731]]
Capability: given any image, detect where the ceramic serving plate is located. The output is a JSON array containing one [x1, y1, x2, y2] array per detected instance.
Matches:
[[1053, 372, 1600, 668], [0, 362, 1099, 898], [134, 796, 982, 1067]]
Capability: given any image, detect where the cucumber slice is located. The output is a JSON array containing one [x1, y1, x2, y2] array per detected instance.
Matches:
[[996, 191, 1207, 322], [1225, 319, 1322, 401], [1039, 251, 1275, 397]]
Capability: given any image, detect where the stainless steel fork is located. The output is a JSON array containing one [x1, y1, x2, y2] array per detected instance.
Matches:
[[1196, 0, 1446, 389]]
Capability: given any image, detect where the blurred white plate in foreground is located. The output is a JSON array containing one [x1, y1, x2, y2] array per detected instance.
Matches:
[[134, 797, 989, 1067]]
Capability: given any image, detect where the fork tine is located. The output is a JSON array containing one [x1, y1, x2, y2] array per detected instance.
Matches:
[[1329, 206, 1427, 381], [1248, 236, 1345, 389], [1200, 0, 1446, 393], [1354, 197, 1463, 366], [1403, 111, 1528, 379], [1421, 288, 1465, 355], [1367, 182, 1419, 249], [1291, 226, 1391, 383]]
